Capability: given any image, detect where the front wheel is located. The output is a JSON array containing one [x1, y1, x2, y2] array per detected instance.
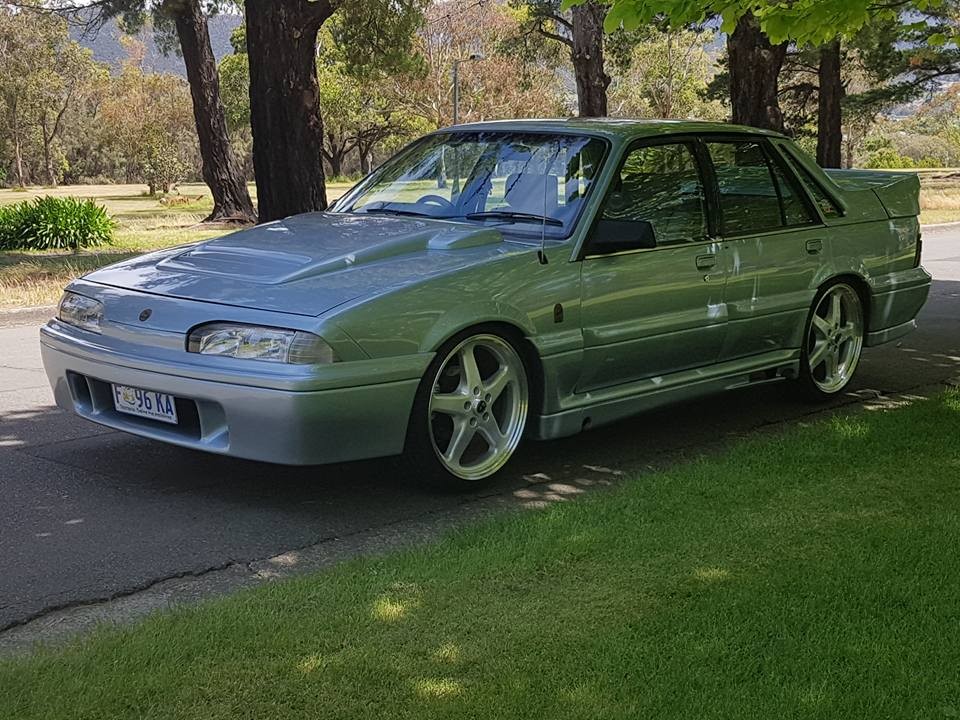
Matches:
[[799, 282, 865, 398], [404, 331, 530, 487]]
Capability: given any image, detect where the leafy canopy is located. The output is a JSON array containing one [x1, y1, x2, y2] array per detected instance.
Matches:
[[563, 0, 948, 45]]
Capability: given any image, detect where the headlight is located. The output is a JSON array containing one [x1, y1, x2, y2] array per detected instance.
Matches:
[[58, 292, 103, 334], [186, 323, 337, 364]]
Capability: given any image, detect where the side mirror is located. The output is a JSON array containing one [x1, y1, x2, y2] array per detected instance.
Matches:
[[588, 219, 657, 255]]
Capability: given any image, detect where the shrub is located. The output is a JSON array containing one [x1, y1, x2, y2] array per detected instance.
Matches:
[[864, 148, 916, 170], [0, 197, 115, 252]]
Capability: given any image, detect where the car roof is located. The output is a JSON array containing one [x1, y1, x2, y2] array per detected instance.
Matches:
[[438, 117, 785, 141]]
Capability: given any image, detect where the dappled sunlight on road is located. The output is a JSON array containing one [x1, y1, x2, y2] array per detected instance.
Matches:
[[512, 473, 616, 509]]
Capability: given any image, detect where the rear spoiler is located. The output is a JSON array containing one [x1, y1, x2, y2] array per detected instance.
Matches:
[[825, 169, 921, 219]]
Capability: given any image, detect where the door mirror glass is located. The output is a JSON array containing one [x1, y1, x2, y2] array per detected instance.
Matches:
[[589, 218, 657, 255]]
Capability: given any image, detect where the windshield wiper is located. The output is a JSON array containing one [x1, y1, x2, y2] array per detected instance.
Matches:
[[359, 207, 436, 218], [465, 211, 563, 227]]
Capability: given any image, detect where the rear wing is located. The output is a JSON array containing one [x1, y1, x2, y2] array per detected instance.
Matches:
[[825, 169, 921, 219]]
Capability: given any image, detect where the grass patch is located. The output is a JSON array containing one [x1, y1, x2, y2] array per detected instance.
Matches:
[[3, 392, 960, 718], [0, 182, 353, 309], [919, 183, 960, 224]]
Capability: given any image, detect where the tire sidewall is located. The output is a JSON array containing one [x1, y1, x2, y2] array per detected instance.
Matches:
[[402, 326, 531, 488], [799, 281, 865, 399]]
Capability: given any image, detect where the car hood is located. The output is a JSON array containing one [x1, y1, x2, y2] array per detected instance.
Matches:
[[84, 212, 520, 316]]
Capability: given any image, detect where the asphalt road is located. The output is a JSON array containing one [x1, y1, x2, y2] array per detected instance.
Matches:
[[2, 226, 959, 651]]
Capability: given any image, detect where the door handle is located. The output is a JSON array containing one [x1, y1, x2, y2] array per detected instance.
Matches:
[[806, 239, 824, 254], [695, 254, 717, 270]]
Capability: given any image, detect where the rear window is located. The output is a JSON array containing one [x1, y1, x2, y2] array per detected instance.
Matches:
[[779, 147, 843, 219], [706, 141, 817, 236]]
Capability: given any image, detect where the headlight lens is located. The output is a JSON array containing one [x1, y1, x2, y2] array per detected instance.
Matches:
[[187, 323, 337, 364], [58, 292, 103, 334]]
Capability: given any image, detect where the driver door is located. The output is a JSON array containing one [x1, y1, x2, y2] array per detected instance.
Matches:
[[578, 140, 728, 392]]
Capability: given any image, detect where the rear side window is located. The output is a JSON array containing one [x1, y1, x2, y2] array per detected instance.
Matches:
[[779, 147, 843, 219], [706, 141, 817, 236]]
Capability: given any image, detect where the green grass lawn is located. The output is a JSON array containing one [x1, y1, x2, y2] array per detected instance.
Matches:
[[3, 391, 959, 719], [0, 182, 354, 309]]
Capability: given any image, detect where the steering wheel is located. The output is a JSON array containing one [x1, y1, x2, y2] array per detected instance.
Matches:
[[417, 195, 455, 212]]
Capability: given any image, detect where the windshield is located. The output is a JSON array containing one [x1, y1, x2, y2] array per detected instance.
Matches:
[[333, 131, 608, 239]]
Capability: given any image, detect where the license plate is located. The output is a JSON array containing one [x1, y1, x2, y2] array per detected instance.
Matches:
[[111, 384, 179, 424]]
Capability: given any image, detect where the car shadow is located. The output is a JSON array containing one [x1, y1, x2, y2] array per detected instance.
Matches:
[[1, 279, 957, 635]]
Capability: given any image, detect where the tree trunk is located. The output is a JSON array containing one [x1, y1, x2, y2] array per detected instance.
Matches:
[[816, 39, 843, 168], [326, 148, 344, 178], [12, 113, 26, 188], [570, 1, 609, 117], [245, 0, 334, 222], [359, 147, 371, 176], [40, 115, 57, 187], [170, 0, 256, 223], [727, 12, 787, 132]]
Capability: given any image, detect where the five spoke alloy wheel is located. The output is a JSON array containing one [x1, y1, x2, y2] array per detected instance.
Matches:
[[425, 333, 529, 482], [803, 282, 865, 396]]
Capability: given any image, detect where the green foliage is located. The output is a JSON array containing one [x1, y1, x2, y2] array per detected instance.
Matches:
[[218, 51, 251, 131], [0, 196, 114, 251], [328, 0, 429, 78], [609, 27, 725, 120], [141, 139, 188, 195], [864, 147, 916, 169], [569, 0, 949, 46]]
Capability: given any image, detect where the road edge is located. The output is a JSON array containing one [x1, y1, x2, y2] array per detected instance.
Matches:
[[0, 380, 952, 658]]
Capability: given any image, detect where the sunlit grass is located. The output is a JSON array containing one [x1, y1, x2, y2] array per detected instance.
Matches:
[[920, 185, 960, 224], [2, 390, 959, 719], [0, 182, 354, 309]]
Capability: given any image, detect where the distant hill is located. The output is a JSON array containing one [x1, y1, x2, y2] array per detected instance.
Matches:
[[70, 13, 242, 76]]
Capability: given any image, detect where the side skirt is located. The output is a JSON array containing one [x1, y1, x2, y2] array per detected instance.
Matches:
[[534, 349, 801, 440]]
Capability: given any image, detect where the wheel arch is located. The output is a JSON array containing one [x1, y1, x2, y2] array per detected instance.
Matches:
[[426, 320, 546, 420], [816, 273, 872, 332]]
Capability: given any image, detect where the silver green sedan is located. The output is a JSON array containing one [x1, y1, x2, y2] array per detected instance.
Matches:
[[41, 120, 931, 486]]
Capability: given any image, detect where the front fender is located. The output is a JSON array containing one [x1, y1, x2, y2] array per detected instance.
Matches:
[[419, 301, 538, 353]]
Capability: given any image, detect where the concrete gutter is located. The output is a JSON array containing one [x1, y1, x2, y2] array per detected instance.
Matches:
[[0, 305, 55, 328]]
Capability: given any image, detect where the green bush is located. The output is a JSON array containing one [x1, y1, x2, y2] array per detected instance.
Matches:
[[0, 197, 114, 252], [864, 147, 916, 170]]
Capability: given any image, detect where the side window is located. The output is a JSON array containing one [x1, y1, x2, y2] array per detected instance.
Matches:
[[769, 160, 817, 226], [706, 141, 815, 236], [600, 143, 708, 246], [779, 147, 843, 218]]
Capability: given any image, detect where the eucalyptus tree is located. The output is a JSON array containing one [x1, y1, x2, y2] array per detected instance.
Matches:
[[39, 0, 255, 220], [243, 0, 425, 222], [512, 0, 611, 116], [0, 5, 98, 187], [580, 0, 953, 164]]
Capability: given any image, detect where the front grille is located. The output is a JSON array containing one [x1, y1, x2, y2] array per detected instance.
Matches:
[[67, 372, 202, 440]]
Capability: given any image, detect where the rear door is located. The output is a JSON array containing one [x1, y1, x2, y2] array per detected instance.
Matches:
[[578, 139, 727, 392], [701, 138, 826, 361]]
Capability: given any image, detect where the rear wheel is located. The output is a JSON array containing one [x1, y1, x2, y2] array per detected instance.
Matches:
[[404, 331, 529, 487], [799, 281, 865, 398]]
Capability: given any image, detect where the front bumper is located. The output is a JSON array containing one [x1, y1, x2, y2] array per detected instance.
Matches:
[[40, 324, 429, 466]]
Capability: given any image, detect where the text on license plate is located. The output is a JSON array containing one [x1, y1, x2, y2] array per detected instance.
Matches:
[[111, 384, 179, 424]]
